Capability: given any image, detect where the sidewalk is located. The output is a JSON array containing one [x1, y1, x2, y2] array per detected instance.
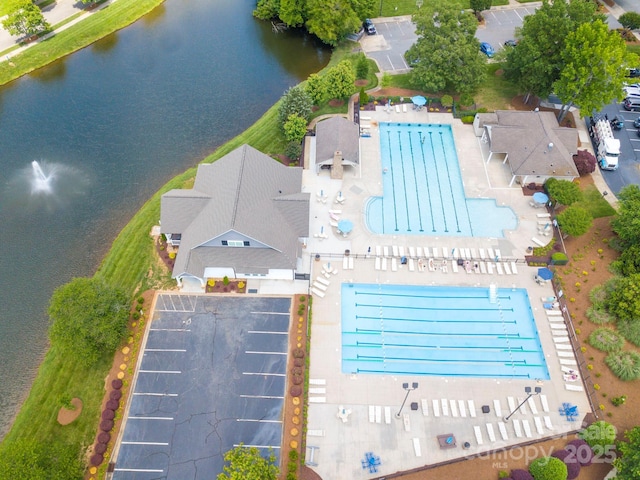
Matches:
[[0, 0, 114, 62]]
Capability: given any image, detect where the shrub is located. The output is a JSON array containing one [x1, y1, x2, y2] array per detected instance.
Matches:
[[291, 366, 303, 376], [551, 449, 580, 479], [605, 350, 640, 380], [617, 319, 640, 347], [289, 385, 302, 397], [293, 357, 304, 367], [292, 348, 305, 358], [510, 469, 534, 480], [90, 454, 104, 466], [289, 449, 299, 461], [58, 393, 73, 409], [286, 473, 296, 480], [566, 438, 593, 466], [459, 93, 474, 107], [110, 389, 122, 400], [355, 53, 369, 79], [551, 252, 569, 265], [278, 85, 312, 125], [589, 285, 607, 305], [285, 141, 302, 161], [359, 87, 369, 105], [97, 432, 111, 444], [579, 421, 617, 451], [137, 296, 145, 304], [461, 115, 475, 124], [529, 456, 567, 480], [101, 409, 115, 420], [112, 378, 123, 389], [223, 275, 230, 286], [106, 399, 120, 410], [619, 11, 640, 30], [292, 375, 303, 385], [441, 94, 453, 107], [611, 395, 627, 406], [557, 206, 593, 237], [588, 327, 625, 352], [100, 420, 114, 432], [283, 113, 308, 143], [94, 442, 108, 454], [586, 305, 615, 325]]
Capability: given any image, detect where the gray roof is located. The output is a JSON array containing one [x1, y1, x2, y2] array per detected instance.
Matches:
[[160, 144, 309, 278], [315, 116, 360, 165], [487, 111, 579, 177]]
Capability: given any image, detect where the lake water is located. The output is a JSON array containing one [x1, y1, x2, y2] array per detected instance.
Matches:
[[0, 0, 329, 438]]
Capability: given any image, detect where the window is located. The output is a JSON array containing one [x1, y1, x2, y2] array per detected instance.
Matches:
[[243, 241, 250, 246], [222, 240, 246, 247]]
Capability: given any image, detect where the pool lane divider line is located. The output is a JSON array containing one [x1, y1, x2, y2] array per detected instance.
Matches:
[[385, 130, 399, 232], [438, 131, 463, 233], [396, 130, 412, 231], [354, 315, 517, 324], [428, 131, 448, 232], [418, 130, 436, 232], [407, 131, 424, 231], [352, 368, 535, 378], [352, 328, 523, 336]]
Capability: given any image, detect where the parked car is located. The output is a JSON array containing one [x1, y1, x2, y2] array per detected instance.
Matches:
[[480, 42, 494, 57], [627, 68, 640, 78], [363, 19, 376, 35], [624, 84, 640, 96], [504, 39, 517, 47], [634, 116, 640, 128], [623, 97, 640, 111]]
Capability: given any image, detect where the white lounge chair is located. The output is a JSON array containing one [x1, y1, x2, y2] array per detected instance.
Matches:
[[544, 416, 554, 430], [474, 426, 483, 445], [565, 384, 584, 392], [441, 399, 449, 416], [381, 257, 387, 271], [421, 399, 429, 416], [376, 406, 382, 423], [480, 262, 487, 274], [409, 258, 415, 271], [498, 421, 509, 440], [383, 246, 389, 257], [523, 420, 533, 438], [513, 419, 523, 438], [409, 246, 416, 258], [316, 276, 330, 286], [458, 400, 467, 418], [432, 399, 440, 417], [534, 417, 544, 435], [391, 258, 398, 271], [493, 400, 502, 417], [486, 423, 496, 442], [496, 263, 504, 275], [375, 245, 382, 257], [348, 257, 354, 270], [479, 248, 486, 259], [369, 405, 375, 423], [540, 394, 550, 413], [413, 438, 422, 457], [527, 397, 538, 415], [504, 263, 512, 275], [511, 262, 518, 274], [375, 257, 381, 270], [450, 400, 458, 417], [312, 282, 327, 292], [468, 400, 477, 418], [385, 407, 391, 424], [309, 379, 326, 385], [311, 288, 325, 298], [508, 397, 516, 414], [392, 245, 399, 257]]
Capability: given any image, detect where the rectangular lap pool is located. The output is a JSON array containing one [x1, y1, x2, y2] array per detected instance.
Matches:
[[341, 283, 549, 379], [366, 122, 517, 237]]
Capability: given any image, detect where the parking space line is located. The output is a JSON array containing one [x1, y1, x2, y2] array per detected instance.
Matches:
[[248, 330, 287, 335], [237, 419, 282, 423], [122, 441, 170, 445], [149, 328, 190, 332], [245, 351, 287, 355], [113, 468, 165, 473], [386, 55, 395, 70], [240, 394, 284, 399], [630, 138, 640, 141], [139, 370, 182, 374], [243, 372, 286, 377], [133, 392, 179, 396], [128, 416, 174, 420], [145, 348, 187, 352], [251, 311, 290, 315], [234, 444, 281, 449]]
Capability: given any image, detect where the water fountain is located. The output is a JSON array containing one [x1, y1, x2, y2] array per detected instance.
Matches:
[[31, 160, 53, 194]]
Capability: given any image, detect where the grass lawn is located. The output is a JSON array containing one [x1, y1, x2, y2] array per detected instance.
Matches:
[[475, 62, 519, 110], [0, 0, 165, 86], [377, 0, 508, 17], [575, 184, 617, 219]]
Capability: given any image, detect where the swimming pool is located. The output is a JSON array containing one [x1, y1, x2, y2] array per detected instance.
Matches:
[[341, 283, 549, 379], [366, 123, 517, 237]]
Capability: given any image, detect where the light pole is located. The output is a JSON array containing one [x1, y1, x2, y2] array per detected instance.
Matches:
[[395, 382, 418, 418], [503, 386, 542, 422]]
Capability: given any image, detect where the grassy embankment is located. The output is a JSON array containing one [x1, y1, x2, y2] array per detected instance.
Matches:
[[378, 0, 509, 17], [0, 0, 165, 86]]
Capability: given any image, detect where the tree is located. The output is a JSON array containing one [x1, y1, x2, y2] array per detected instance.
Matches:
[[277, 86, 312, 126], [545, 179, 583, 205], [470, 0, 492, 17], [355, 53, 369, 80], [304, 73, 326, 105], [614, 426, 640, 479], [619, 12, 640, 30], [2, 0, 50, 38], [283, 113, 308, 142], [217, 445, 278, 480], [554, 19, 636, 122], [573, 149, 596, 176], [0, 439, 84, 480], [305, 0, 361, 46], [48, 277, 129, 365], [324, 60, 356, 100], [615, 244, 640, 276], [612, 185, 640, 248], [405, 1, 486, 94], [556, 205, 592, 237], [503, 0, 602, 102], [279, 0, 305, 27], [528, 456, 567, 480], [605, 274, 640, 320], [253, 0, 280, 20]]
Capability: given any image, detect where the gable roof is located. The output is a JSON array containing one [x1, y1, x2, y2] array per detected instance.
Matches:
[[160, 144, 309, 278], [487, 110, 579, 177], [315, 116, 360, 165]]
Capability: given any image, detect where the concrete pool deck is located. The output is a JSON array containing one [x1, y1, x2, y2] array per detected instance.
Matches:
[[301, 107, 591, 478]]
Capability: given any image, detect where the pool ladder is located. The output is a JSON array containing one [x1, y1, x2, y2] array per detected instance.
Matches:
[[489, 283, 498, 304]]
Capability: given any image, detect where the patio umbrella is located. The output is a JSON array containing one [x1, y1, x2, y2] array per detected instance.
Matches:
[[533, 192, 549, 205], [338, 219, 354, 234], [537, 267, 553, 281], [411, 95, 427, 106]]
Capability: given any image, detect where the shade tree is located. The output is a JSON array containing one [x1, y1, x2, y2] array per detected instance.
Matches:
[[556, 205, 592, 237], [615, 427, 640, 479], [612, 185, 640, 248], [324, 60, 356, 100], [573, 150, 596, 176], [2, 0, 50, 38], [277, 86, 312, 126], [217, 444, 278, 480]]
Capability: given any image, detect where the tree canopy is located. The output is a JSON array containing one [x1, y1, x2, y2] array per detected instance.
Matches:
[[405, 1, 486, 94], [48, 277, 129, 365], [555, 19, 636, 121], [573, 149, 597, 176], [217, 445, 278, 480], [254, 0, 375, 46], [545, 178, 583, 205], [612, 185, 640, 248], [283, 113, 308, 142], [324, 60, 356, 100], [604, 274, 640, 321], [503, 0, 603, 101], [614, 426, 640, 479], [1, 0, 50, 38], [619, 12, 640, 31], [277, 85, 312, 126], [528, 456, 567, 480]]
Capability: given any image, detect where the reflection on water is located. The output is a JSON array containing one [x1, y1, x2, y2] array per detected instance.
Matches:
[[142, 3, 166, 26], [0, 0, 329, 439]]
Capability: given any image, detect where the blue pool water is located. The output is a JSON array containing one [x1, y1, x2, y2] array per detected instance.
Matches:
[[366, 123, 517, 237], [341, 283, 550, 379]]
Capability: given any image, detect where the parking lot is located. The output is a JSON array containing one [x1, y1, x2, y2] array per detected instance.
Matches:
[[111, 295, 291, 479], [476, 6, 536, 52]]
